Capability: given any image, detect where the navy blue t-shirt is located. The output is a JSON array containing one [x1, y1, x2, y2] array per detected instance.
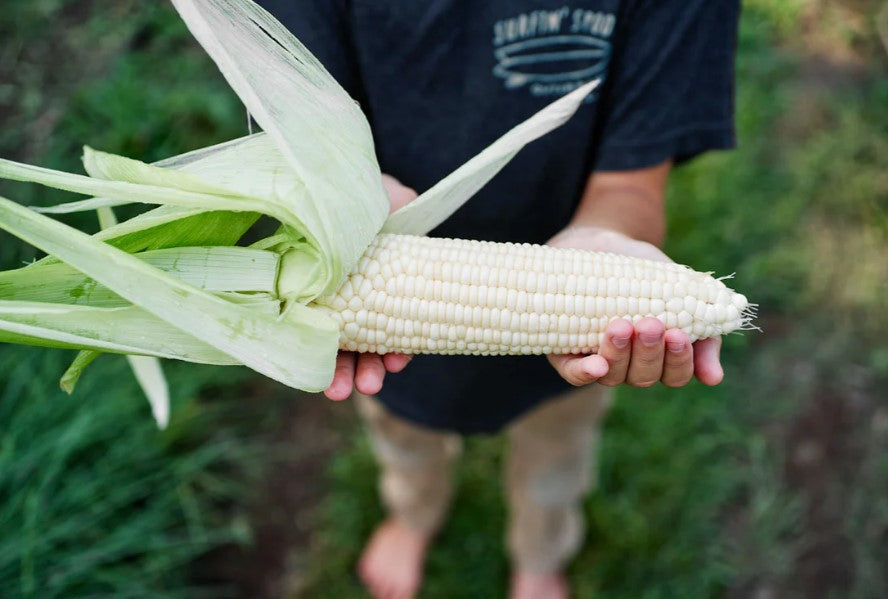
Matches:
[[260, 0, 739, 433]]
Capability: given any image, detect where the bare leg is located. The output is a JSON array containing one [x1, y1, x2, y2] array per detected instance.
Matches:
[[354, 393, 461, 599], [505, 385, 613, 599]]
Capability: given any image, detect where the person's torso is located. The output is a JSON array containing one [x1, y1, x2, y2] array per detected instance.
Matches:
[[348, 0, 623, 243], [258, 0, 739, 433]]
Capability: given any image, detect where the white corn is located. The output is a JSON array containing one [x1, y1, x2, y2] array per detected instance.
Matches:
[[311, 234, 753, 355]]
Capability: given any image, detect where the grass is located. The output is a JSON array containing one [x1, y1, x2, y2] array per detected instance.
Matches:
[[0, 348, 261, 598], [0, 1, 886, 598]]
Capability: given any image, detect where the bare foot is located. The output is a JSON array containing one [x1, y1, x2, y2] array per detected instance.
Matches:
[[510, 571, 570, 599], [357, 518, 431, 599]]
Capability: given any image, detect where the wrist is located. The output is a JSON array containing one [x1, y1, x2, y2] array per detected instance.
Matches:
[[568, 213, 664, 246], [547, 224, 633, 249], [547, 223, 671, 263]]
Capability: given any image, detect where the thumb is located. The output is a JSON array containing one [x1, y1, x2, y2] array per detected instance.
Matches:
[[381, 174, 418, 213], [693, 337, 724, 386], [548, 354, 609, 387]]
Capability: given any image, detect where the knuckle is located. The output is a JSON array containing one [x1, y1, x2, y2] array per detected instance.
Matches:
[[662, 374, 693, 388], [665, 347, 690, 360], [634, 352, 664, 367], [632, 379, 659, 388], [564, 369, 589, 387]]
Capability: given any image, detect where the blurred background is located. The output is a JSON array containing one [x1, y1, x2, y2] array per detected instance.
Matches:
[[0, 0, 886, 597]]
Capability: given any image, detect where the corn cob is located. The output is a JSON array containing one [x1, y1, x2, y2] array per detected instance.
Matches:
[[311, 234, 753, 355]]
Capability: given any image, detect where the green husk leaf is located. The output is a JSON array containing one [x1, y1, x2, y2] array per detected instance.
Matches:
[[138, 246, 279, 293], [0, 194, 339, 391], [0, 151, 330, 298], [170, 0, 389, 294], [83, 145, 238, 196], [60, 350, 100, 394], [13, 292, 280, 392], [383, 79, 600, 235], [96, 205, 168, 430], [0, 140, 367, 303], [0, 155, 274, 215], [96, 204, 118, 229], [33, 196, 133, 214], [87, 136, 267, 252], [96, 207, 260, 253], [0, 246, 280, 306], [126, 355, 170, 429], [0, 301, 237, 363]]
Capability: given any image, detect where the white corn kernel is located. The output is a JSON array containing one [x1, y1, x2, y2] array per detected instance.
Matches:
[[313, 234, 751, 356]]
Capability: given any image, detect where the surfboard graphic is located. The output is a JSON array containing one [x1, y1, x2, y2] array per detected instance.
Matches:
[[493, 35, 611, 90]]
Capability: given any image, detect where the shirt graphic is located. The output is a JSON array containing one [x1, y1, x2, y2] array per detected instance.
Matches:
[[492, 6, 615, 98]]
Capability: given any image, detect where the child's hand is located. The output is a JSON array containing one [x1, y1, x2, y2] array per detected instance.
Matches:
[[324, 352, 412, 401], [545, 225, 724, 389], [323, 174, 417, 401]]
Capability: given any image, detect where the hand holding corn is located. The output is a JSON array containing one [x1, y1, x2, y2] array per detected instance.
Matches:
[[324, 175, 417, 401], [319, 177, 741, 400], [544, 225, 724, 389]]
